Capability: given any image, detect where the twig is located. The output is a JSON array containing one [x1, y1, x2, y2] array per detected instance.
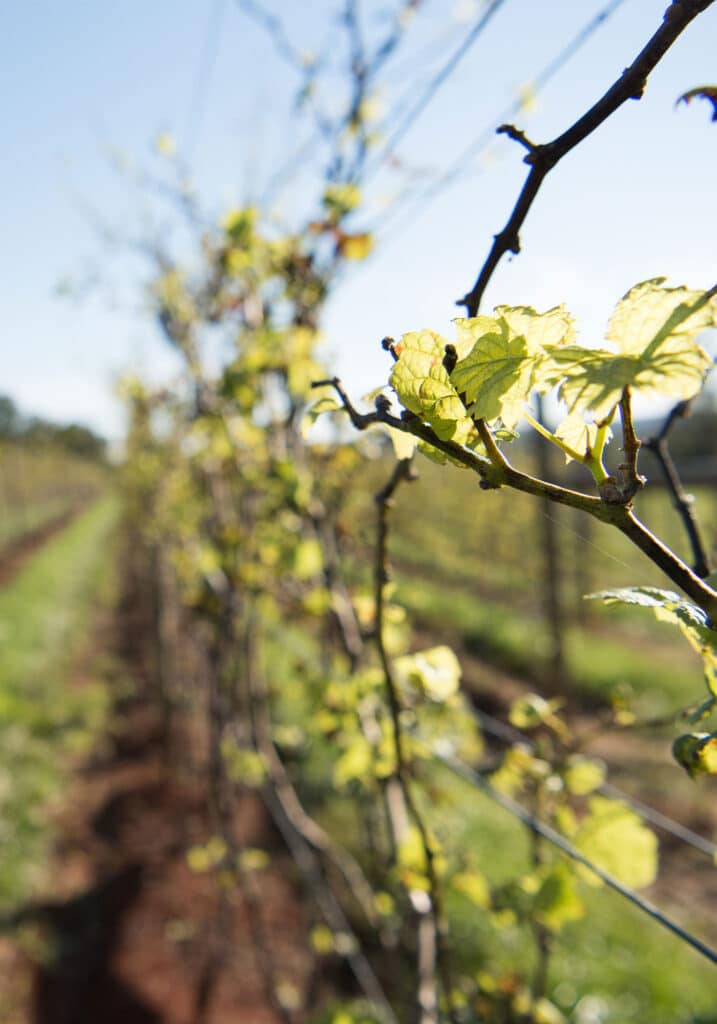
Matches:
[[244, 616, 381, 929], [496, 122, 537, 154], [459, 0, 715, 315], [528, 788, 552, 1003], [644, 400, 711, 577], [615, 509, 717, 620], [243, 609, 398, 1019], [263, 783, 399, 1024], [374, 458, 460, 1024]]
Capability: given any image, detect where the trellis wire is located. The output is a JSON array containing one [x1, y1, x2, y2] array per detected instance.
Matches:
[[472, 705, 717, 862], [437, 752, 717, 967]]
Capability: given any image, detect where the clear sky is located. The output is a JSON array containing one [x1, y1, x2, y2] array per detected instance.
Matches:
[[2, 0, 715, 438]]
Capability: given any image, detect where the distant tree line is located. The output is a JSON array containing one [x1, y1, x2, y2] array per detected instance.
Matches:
[[0, 395, 106, 462]]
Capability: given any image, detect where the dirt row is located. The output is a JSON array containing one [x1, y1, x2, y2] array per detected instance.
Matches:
[[0, 559, 338, 1024]]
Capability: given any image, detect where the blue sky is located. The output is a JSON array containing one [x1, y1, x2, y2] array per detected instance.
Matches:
[[2, 0, 715, 438]]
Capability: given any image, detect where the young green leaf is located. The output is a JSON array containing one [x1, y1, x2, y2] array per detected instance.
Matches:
[[672, 732, 717, 778], [389, 330, 471, 440], [572, 797, 657, 888], [451, 319, 533, 428], [554, 413, 609, 463], [563, 756, 606, 796], [533, 865, 585, 930], [494, 303, 576, 353], [450, 869, 491, 909], [334, 737, 373, 789], [451, 304, 575, 428], [393, 645, 462, 702]]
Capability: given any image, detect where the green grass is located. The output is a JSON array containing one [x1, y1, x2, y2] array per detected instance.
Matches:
[[309, 746, 716, 1023], [0, 494, 119, 909]]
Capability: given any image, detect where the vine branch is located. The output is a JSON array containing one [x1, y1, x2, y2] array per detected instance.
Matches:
[[617, 386, 646, 501], [374, 457, 460, 1024], [459, 0, 715, 315], [313, 378, 717, 618], [644, 400, 712, 577]]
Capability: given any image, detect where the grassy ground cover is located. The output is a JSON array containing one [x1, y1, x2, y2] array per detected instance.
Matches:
[[0, 495, 119, 909], [0, 442, 106, 550], [436, 766, 717, 1024], [263, 605, 716, 1023], [398, 574, 704, 714]]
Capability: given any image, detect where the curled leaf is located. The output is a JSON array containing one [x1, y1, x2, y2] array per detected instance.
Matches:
[[676, 85, 717, 122], [572, 797, 657, 888], [338, 231, 374, 261], [390, 330, 470, 440], [672, 732, 717, 778]]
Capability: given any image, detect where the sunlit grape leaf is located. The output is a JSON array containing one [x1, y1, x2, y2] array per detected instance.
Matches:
[[490, 747, 548, 797], [310, 924, 335, 955], [187, 836, 227, 873], [358, 93, 382, 124], [375, 891, 395, 917], [672, 732, 717, 778], [494, 304, 576, 353], [563, 756, 606, 796], [608, 279, 716, 356], [293, 538, 323, 579], [223, 206, 257, 245], [394, 646, 461, 702], [397, 826, 446, 891], [451, 305, 574, 428], [334, 737, 373, 788], [416, 439, 448, 464], [451, 870, 490, 909], [397, 825, 430, 890], [338, 232, 374, 260], [676, 85, 717, 122], [220, 740, 266, 786], [323, 183, 361, 217], [533, 999, 568, 1024], [548, 280, 715, 420], [509, 694, 566, 737], [572, 797, 657, 888], [451, 319, 532, 428], [155, 132, 176, 157], [390, 330, 471, 440], [514, 79, 539, 114], [239, 848, 270, 872], [533, 865, 584, 930]]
